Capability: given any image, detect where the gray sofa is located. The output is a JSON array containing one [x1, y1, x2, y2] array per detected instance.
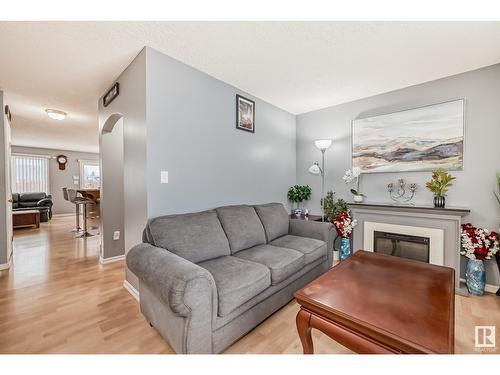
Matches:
[[126, 203, 334, 354]]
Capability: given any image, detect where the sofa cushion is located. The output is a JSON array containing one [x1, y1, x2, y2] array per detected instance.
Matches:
[[254, 203, 289, 242], [19, 192, 46, 202], [235, 244, 305, 285], [270, 235, 327, 265], [216, 205, 266, 253], [199, 256, 271, 317], [146, 210, 231, 263], [18, 201, 38, 208]]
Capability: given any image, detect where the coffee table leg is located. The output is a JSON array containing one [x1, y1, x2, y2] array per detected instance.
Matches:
[[296, 308, 314, 354]]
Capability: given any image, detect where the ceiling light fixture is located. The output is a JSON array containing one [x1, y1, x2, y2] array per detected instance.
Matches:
[[45, 109, 67, 121]]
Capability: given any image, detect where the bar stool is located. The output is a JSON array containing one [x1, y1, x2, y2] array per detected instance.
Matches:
[[63, 187, 82, 233], [67, 188, 95, 238]]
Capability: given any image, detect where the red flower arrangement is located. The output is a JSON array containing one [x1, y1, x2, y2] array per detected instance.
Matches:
[[332, 210, 357, 239], [460, 223, 499, 260]]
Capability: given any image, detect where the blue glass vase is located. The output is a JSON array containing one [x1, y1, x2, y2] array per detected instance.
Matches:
[[340, 237, 351, 261], [466, 259, 486, 296]]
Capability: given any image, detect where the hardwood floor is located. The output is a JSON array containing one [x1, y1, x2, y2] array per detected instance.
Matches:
[[0, 215, 498, 354]]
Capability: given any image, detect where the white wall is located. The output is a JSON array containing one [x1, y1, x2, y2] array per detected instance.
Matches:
[[11, 146, 99, 215], [297, 63, 500, 286]]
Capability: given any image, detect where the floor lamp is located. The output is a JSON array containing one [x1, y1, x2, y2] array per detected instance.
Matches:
[[308, 139, 333, 221]]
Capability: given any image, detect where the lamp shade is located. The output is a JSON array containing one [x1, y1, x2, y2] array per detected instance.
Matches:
[[308, 163, 321, 175], [314, 139, 332, 151]]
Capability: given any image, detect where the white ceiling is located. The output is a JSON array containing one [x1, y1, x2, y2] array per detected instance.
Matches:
[[1, 21, 500, 153]]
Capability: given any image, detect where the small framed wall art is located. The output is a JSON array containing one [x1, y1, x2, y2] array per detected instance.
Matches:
[[103, 82, 120, 107], [236, 94, 255, 133]]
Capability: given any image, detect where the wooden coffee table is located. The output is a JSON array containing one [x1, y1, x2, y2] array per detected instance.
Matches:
[[13, 210, 40, 229], [294, 250, 455, 354]]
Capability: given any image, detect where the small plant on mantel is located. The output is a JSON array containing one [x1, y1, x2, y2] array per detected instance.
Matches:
[[425, 168, 456, 208]]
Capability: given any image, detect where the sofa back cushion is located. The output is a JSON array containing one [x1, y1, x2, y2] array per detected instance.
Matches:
[[145, 210, 231, 263], [254, 203, 289, 242], [216, 205, 266, 253], [12, 193, 19, 209], [19, 192, 46, 202]]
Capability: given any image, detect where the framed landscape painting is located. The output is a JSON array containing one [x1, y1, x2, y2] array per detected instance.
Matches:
[[236, 94, 255, 133], [352, 99, 464, 173]]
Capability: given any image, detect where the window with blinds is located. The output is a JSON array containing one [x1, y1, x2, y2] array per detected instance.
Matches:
[[11, 154, 50, 194]]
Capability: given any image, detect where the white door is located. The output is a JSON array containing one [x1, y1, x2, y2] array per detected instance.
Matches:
[[4, 112, 12, 262]]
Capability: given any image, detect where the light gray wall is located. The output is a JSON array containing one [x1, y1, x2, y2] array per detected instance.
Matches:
[[297, 63, 500, 287], [145, 47, 296, 217], [11, 146, 99, 215], [0, 91, 7, 265], [99, 118, 124, 259], [98, 48, 147, 286], [98, 47, 296, 289]]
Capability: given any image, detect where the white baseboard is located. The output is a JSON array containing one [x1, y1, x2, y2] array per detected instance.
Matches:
[[99, 254, 125, 264], [459, 278, 499, 294], [0, 260, 11, 270], [123, 280, 139, 302]]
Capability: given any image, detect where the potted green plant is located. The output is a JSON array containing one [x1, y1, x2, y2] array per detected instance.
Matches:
[[322, 190, 348, 223], [425, 168, 456, 208], [322, 191, 357, 260], [287, 185, 312, 217]]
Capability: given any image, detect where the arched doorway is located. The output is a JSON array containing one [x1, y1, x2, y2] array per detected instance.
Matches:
[[99, 113, 124, 263]]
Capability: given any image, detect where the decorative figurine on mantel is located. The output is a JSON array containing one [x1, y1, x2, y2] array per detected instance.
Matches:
[[387, 178, 417, 203]]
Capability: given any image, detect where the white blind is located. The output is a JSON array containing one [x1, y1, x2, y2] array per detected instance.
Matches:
[[11, 154, 50, 194]]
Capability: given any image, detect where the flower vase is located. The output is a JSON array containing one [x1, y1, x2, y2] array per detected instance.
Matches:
[[340, 237, 351, 261], [496, 251, 500, 296], [433, 195, 445, 208], [466, 259, 486, 296]]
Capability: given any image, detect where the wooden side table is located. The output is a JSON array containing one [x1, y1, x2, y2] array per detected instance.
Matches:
[[290, 214, 323, 222], [13, 210, 40, 229]]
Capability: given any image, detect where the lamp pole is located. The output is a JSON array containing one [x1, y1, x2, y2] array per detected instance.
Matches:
[[320, 149, 325, 222], [310, 139, 332, 223]]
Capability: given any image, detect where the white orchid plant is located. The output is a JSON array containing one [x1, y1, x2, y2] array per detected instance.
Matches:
[[342, 167, 365, 197]]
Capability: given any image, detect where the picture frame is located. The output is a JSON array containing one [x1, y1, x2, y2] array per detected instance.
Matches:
[[4, 105, 12, 122], [236, 94, 255, 133], [103, 82, 120, 107], [351, 99, 465, 173]]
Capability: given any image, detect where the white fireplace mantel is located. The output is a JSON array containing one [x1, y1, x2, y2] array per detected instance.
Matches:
[[348, 202, 470, 294]]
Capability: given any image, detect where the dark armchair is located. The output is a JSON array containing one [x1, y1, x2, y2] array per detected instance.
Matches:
[[12, 192, 54, 222]]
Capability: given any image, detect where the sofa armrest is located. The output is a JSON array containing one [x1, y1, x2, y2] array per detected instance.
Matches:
[[36, 198, 53, 207], [289, 219, 335, 266], [126, 243, 217, 318]]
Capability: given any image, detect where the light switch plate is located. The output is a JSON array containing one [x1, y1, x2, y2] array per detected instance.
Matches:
[[113, 231, 120, 240], [161, 171, 169, 184]]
